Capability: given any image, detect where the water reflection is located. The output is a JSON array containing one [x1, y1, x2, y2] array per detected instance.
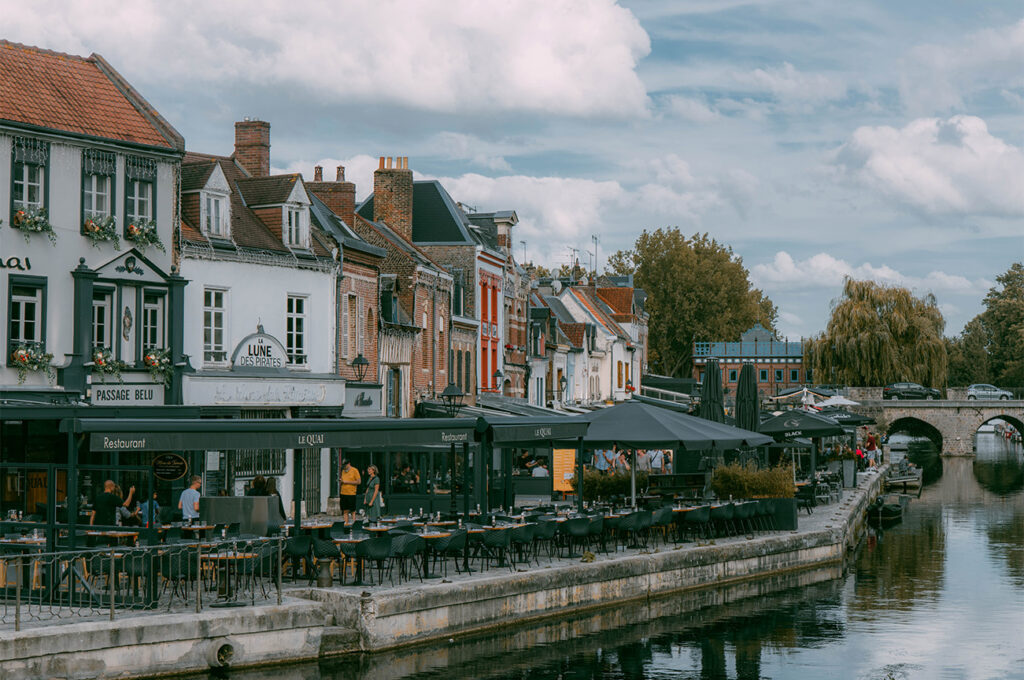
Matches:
[[197, 458, 1024, 680], [973, 431, 1024, 494]]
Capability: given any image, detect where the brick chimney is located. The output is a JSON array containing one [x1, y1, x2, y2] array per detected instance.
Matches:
[[234, 119, 270, 177], [373, 156, 413, 242], [306, 165, 357, 230]]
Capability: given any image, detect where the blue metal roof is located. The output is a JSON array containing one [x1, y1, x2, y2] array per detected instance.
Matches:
[[693, 339, 803, 358]]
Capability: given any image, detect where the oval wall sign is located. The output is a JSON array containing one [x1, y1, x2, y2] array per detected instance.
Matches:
[[153, 453, 189, 481]]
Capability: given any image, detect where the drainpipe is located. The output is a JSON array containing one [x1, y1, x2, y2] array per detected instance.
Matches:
[[432, 275, 437, 397]]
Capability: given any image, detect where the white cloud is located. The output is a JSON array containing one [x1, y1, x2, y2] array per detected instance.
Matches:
[[429, 133, 512, 172], [731, 62, 847, 106], [834, 115, 1024, 217], [3, 0, 651, 118], [664, 95, 720, 123], [274, 154, 381, 201], [750, 251, 991, 295]]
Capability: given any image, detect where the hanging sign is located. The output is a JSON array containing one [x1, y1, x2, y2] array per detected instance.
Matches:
[[153, 453, 189, 481]]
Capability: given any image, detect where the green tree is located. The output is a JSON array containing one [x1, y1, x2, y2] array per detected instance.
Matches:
[[607, 228, 777, 377], [946, 316, 990, 386], [804, 278, 946, 387], [980, 262, 1024, 386]]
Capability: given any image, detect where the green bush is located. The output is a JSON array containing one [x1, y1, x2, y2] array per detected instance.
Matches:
[[710, 462, 794, 499], [570, 469, 649, 502]]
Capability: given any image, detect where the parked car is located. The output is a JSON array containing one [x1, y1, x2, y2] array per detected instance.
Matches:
[[882, 382, 942, 400], [966, 384, 1013, 400]]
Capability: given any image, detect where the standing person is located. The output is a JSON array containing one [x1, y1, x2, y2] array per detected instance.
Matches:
[[90, 480, 121, 526], [246, 475, 267, 496], [265, 477, 287, 522], [339, 459, 361, 524], [648, 448, 665, 475], [594, 448, 610, 474], [113, 484, 138, 526], [532, 458, 551, 477], [178, 476, 202, 522], [864, 431, 879, 467], [363, 465, 383, 521], [636, 449, 651, 473], [614, 449, 630, 473], [137, 486, 160, 527]]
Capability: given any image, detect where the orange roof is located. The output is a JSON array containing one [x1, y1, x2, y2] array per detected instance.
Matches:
[[0, 41, 181, 150], [595, 287, 633, 315], [561, 323, 586, 349]]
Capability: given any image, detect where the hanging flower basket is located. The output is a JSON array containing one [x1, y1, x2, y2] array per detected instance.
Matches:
[[92, 347, 129, 383], [125, 219, 165, 253], [142, 348, 173, 387], [12, 207, 57, 245], [10, 343, 55, 385], [83, 214, 121, 250]]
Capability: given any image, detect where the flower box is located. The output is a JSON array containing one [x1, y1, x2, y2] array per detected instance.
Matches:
[[125, 219, 165, 254], [10, 343, 55, 384], [83, 214, 120, 249], [91, 348, 129, 383], [12, 207, 57, 245], [142, 348, 173, 387]]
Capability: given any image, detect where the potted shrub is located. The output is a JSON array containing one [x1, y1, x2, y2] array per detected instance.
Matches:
[[711, 461, 798, 529]]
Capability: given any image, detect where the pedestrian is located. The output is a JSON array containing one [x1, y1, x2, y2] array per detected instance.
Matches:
[[614, 449, 630, 473], [363, 465, 383, 521], [339, 459, 361, 524], [636, 449, 651, 473], [648, 448, 665, 474], [178, 476, 202, 522], [137, 485, 160, 527], [594, 448, 610, 474]]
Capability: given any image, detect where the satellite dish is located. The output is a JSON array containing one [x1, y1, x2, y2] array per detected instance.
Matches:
[[552, 280, 562, 293]]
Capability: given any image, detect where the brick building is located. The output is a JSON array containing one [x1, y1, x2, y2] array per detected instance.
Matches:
[[352, 157, 453, 417], [692, 323, 804, 400]]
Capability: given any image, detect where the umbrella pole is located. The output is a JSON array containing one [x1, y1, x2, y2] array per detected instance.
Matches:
[[631, 449, 637, 510]]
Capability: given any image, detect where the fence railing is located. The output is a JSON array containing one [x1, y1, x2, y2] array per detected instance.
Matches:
[[0, 537, 283, 631]]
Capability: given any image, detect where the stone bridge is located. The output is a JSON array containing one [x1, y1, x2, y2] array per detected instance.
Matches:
[[855, 400, 1024, 455]]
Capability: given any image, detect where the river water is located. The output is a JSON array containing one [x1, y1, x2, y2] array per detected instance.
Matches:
[[208, 435, 1024, 680]]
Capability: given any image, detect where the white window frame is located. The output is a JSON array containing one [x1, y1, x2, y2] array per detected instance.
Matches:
[[203, 287, 228, 365], [92, 289, 114, 351], [10, 285, 43, 345], [284, 206, 308, 248], [83, 173, 112, 219], [126, 179, 153, 222], [286, 294, 307, 367], [202, 192, 228, 237], [142, 292, 165, 349], [13, 162, 44, 210]]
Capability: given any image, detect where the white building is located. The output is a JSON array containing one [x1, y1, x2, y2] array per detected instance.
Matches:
[[178, 121, 343, 516]]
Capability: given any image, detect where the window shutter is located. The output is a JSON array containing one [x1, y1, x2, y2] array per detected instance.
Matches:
[[357, 297, 364, 355], [341, 294, 349, 359]]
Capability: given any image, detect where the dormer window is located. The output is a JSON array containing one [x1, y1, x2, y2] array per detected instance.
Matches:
[[284, 206, 308, 247], [202, 191, 229, 237]]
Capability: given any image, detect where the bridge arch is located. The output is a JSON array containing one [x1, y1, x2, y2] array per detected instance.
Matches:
[[886, 417, 943, 452], [975, 414, 1024, 439]]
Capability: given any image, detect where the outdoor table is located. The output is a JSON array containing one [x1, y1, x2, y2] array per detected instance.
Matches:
[[85, 530, 139, 546], [202, 551, 256, 604], [425, 521, 457, 528], [298, 523, 332, 539], [180, 524, 214, 540], [364, 525, 392, 534], [420, 531, 451, 579], [334, 536, 372, 586], [1, 538, 47, 591]]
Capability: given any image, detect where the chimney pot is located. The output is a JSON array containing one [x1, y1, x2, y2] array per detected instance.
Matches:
[[379, 156, 385, 169], [386, 157, 393, 169], [314, 166, 323, 182], [336, 166, 345, 182]]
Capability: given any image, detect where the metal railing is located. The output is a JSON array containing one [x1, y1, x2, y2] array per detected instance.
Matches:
[[0, 537, 283, 631]]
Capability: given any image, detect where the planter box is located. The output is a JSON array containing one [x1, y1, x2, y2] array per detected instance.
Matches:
[[827, 460, 841, 474], [842, 459, 857, 488]]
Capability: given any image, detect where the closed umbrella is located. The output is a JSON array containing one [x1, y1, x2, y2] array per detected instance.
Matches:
[[698, 358, 726, 424], [734, 363, 759, 433]]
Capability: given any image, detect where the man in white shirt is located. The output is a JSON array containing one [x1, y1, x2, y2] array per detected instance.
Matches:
[[648, 449, 665, 474], [178, 476, 202, 521], [532, 459, 551, 477]]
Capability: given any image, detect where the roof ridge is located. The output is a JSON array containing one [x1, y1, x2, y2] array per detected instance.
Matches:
[[0, 39, 90, 62]]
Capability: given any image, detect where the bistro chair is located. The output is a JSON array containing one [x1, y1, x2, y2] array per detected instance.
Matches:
[[435, 529, 467, 576], [682, 505, 711, 541], [559, 518, 592, 558], [312, 538, 342, 586], [710, 503, 736, 537], [284, 535, 313, 581], [586, 515, 607, 554], [356, 535, 393, 586], [160, 544, 199, 609], [510, 523, 536, 566], [388, 533, 425, 584], [481, 528, 514, 572], [532, 519, 559, 559]]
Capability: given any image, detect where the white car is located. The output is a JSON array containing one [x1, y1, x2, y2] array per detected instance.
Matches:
[[966, 384, 1013, 400]]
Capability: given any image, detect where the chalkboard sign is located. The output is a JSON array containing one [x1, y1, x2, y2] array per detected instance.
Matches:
[[153, 453, 188, 481]]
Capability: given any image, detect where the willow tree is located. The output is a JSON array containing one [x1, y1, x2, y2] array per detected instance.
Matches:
[[805, 278, 946, 387]]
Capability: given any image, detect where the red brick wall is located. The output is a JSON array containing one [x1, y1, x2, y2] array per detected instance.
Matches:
[[338, 259, 380, 382], [234, 120, 270, 177], [307, 175, 356, 229], [372, 158, 414, 242]]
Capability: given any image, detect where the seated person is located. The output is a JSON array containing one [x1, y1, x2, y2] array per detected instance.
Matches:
[[532, 459, 551, 477]]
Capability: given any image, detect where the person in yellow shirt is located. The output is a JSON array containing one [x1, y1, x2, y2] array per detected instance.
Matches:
[[339, 459, 361, 524]]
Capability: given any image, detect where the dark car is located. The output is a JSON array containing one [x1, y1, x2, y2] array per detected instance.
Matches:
[[883, 382, 942, 400]]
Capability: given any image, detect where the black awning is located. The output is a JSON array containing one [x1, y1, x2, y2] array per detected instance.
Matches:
[[65, 417, 479, 452], [475, 415, 589, 446]]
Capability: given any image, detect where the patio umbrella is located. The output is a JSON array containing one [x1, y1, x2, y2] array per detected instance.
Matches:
[[759, 410, 845, 475], [734, 363, 760, 433], [698, 358, 726, 424], [818, 407, 875, 426], [816, 395, 860, 408], [581, 400, 772, 507]]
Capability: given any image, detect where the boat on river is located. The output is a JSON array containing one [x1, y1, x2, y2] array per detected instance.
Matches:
[[885, 460, 923, 496], [867, 493, 909, 527]]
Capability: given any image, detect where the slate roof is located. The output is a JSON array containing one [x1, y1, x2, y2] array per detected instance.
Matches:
[[465, 213, 502, 251], [180, 154, 333, 258], [354, 214, 447, 272], [358, 180, 483, 244], [0, 41, 182, 150], [236, 175, 302, 206], [308, 193, 385, 259], [543, 295, 577, 326]]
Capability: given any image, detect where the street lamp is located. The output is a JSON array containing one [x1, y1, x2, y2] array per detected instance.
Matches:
[[440, 382, 466, 417], [493, 368, 503, 392], [351, 353, 369, 382]]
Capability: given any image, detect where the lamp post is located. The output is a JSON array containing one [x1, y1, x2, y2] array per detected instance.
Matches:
[[440, 383, 465, 514], [351, 353, 369, 382], [492, 368, 503, 393]]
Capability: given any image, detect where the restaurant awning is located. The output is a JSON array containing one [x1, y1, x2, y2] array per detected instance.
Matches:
[[476, 415, 589, 447], [63, 417, 480, 452]]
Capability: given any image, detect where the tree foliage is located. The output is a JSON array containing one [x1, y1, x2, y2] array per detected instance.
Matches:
[[607, 228, 777, 377], [980, 263, 1024, 386], [804, 278, 946, 387], [946, 317, 990, 386]]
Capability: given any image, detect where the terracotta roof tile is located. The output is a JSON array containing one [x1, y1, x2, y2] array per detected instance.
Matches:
[[236, 175, 301, 206], [0, 41, 179, 149], [561, 323, 586, 349], [595, 287, 633, 315]]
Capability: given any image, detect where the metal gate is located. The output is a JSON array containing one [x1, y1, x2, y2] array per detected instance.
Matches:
[[302, 449, 321, 514]]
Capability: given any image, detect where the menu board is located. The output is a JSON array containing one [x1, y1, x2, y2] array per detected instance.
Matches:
[[552, 448, 576, 493]]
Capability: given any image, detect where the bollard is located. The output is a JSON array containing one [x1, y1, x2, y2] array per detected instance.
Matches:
[[109, 548, 116, 621], [14, 556, 22, 632]]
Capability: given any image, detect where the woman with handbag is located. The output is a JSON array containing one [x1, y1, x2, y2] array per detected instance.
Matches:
[[364, 465, 383, 521]]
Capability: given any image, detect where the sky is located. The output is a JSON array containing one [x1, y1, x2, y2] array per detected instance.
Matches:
[[5, 0, 1023, 339]]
